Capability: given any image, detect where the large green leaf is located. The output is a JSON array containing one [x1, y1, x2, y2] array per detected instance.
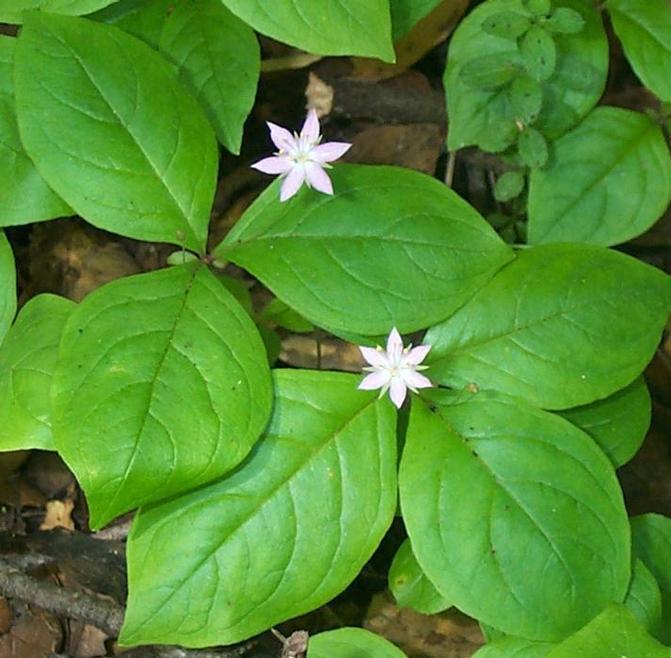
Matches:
[[51, 263, 272, 529], [0, 295, 75, 452], [120, 371, 396, 646], [399, 392, 630, 641], [389, 538, 452, 614], [0, 231, 16, 344], [91, 0, 173, 48], [607, 0, 671, 103], [558, 377, 650, 468], [445, 0, 608, 150], [216, 165, 513, 335], [220, 0, 394, 61], [158, 0, 260, 154], [625, 559, 663, 636], [528, 107, 671, 246], [473, 638, 553, 658], [547, 604, 671, 658], [308, 627, 407, 658], [14, 12, 217, 252], [389, 0, 442, 40], [425, 244, 671, 410], [631, 514, 671, 644], [0, 0, 119, 23], [0, 36, 70, 226]]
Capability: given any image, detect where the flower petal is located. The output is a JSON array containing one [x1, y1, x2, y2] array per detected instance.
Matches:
[[280, 166, 305, 202], [251, 155, 293, 175], [359, 345, 389, 368], [403, 370, 433, 391], [358, 370, 391, 391], [389, 378, 408, 408], [311, 141, 352, 163], [386, 327, 404, 363], [267, 121, 295, 151], [405, 344, 431, 366], [304, 161, 333, 195], [301, 108, 320, 143]]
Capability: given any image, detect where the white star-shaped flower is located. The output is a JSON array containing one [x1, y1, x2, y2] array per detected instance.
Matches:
[[358, 328, 433, 409], [251, 109, 351, 202]]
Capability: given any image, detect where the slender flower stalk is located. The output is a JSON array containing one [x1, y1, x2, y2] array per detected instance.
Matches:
[[358, 328, 433, 409], [251, 109, 351, 202]]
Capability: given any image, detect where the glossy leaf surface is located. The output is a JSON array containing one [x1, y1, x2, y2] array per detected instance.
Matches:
[[216, 165, 512, 335], [52, 263, 272, 529], [121, 371, 396, 646], [0, 232, 15, 344], [528, 107, 671, 246], [14, 12, 217, 251], [308, 627, 407, 658], [0, 36, 69, 226], [559, 377, 650, 468], [425, 244, 671, 409], [159, 0, 259, 154], [631, 514, 671, 643], [389, 0, 442, 40], [0, 0, 119, 23], [607, 0, 671, 102], [220, 0, 395, 61], [625, 559, 663, 636], [547, 604, 671, 657], [0, 295, 75, 451], [400, 392, 630, 640], [473, 638, 553, 658]]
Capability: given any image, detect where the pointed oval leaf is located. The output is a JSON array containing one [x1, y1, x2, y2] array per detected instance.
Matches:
[[520, 25, 556, 81], [0, 0, 119, 23], [0, 232, 16, 344], [220, 0, 395, 62], [509, 74, 543, 124], [631, 513, 671, 644], [399, 393, 630, 641], [390, 0, 442, 41], [308, 628, 407, 658], [216, 165, 513, 336], [389, 538, 452, 614], [482, 11, 531, 39], [0, 294, 75, 451], [528, 107, 671, 246], [120, 370, 397, 647], [494, 170, 526, 202], [0, 36, 69, 226], [473, 638, 553, 658], [559, 377, 651, 468], [544, 8, 585, 34], [607, 0, 671, 103], [625, 559, 663, 636], [547, 604, 671, 658], [158, 0, 260, 154], [446, 0, 608, 150], [14, 12, 217, 252], [425, 244, 671, 410], [91, 0, 173, 48], [517, 126, 548, 168], [51, 263, 272, 529]]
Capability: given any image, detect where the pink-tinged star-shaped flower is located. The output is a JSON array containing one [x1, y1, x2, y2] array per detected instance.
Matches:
[[358, 328, 433, 409], [251, 109, 351, 202]]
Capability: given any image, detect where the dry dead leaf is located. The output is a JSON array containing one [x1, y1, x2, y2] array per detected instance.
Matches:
[[40, 499, 75, 531]]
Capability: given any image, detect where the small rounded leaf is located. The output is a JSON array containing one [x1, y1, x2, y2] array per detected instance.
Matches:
[[494, 171, 526, 202], [544, 7, 585, 34], [482, 11, 531, 39], [389, 539, 452, 614], [518, 127, 549, 168], [509, 74, 543, 123], [525, 0, 551, 16], [460, 52, 522, 89], [520, 26, 557, 81], [309, 628, 408, 658]]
